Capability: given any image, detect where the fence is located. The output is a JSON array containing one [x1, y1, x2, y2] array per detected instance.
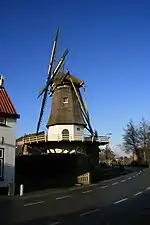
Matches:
[[16, 133, 110, 145], [77, 172, 91, 185]]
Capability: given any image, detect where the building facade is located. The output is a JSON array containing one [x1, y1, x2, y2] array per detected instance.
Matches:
[[0, 75, 20, 191]]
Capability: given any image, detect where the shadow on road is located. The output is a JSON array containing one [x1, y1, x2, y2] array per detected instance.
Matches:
[[12, 191, 150, 225]]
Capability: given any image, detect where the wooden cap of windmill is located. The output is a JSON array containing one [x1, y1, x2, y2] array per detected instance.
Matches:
[[46, 70, 86, 127]]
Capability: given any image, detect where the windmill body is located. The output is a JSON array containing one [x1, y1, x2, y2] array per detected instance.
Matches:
[[47, 72, 86, 142]]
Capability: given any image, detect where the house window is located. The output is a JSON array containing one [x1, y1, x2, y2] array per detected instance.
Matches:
[[77, 127, 80, 131], [0, 117, 6, 125], [0, 148, 4, 178], [63, 97, 68, 104]]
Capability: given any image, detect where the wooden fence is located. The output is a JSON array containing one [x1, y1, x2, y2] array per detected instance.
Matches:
[[77, 172, 91, 185]]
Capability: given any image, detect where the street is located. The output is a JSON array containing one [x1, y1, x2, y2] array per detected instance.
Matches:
[[1, 168, 150, 225]]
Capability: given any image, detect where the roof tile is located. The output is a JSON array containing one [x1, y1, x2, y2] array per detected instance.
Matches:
[[0, 87, 20, 118]]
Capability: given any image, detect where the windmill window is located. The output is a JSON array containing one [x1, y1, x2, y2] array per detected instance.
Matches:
[[63, 97, 68, 104], [77, 127, 80, 131]]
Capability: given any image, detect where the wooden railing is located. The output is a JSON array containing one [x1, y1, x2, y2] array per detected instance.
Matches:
[[85, 136, 110, 143], [22, 133, 47, 144], [98, 136, 110, 143], [16, 133, 109, 145]]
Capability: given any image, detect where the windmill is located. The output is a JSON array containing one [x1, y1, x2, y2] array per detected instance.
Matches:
[[36, 28, 95, 142]]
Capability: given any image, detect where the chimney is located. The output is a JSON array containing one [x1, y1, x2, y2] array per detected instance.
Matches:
[[0, 75, 4, 87]]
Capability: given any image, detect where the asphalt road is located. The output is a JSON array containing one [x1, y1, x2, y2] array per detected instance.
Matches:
[[1, 168, 150, 225]]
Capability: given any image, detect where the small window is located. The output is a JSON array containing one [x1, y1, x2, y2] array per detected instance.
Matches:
[[63, 97, 68, 104], [0, 148, 4, 178], [0, 117, 6, 125], [77, 127, 80, 131]]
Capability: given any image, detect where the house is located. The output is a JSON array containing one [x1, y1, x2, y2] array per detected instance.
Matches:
[[0, 75, 20, 193]]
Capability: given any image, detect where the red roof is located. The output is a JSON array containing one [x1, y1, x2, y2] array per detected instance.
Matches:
[[0, 87, 20, 118]]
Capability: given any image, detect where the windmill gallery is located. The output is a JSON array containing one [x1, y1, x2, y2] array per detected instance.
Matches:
[[16, 29, 110, 190]]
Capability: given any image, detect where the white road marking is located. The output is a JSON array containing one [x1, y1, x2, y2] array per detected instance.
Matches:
[[79, 208, 100, 217], [146, 187, 150, 191], [82, 190, 92, 194], [121, 180, 126, 183], [114, 198, 128, 204], [112, 182, 118, 186], [70, 188, 76, 191], [132, 175, 135, 178], [134, 191, 143, 196], [69, 185, 83, 191], [56, 195, 70, 200], [24, 201, 44, 207], [48, 222, 60, 225], [100, 185, 108, 189], [128, 177, 131, 180]]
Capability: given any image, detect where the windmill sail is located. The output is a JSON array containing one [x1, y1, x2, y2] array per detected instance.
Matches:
[[48, 28, 60, 80], [59, 59, 65, 73], [36, 28, 60, 134], [38, 28, 59, 99]]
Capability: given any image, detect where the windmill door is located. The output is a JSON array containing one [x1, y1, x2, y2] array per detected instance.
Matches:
[[62, 129, 69, 141]]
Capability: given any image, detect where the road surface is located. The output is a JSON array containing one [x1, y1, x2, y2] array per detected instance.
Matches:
[[1, 168, 150, 225]]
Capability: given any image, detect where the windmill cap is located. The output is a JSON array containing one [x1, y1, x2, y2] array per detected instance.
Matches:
[[0, 74, 4, 87]]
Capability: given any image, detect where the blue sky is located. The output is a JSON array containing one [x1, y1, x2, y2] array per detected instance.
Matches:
[[0, 0, 150, 153]]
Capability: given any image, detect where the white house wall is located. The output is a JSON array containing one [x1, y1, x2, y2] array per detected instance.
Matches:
[[0, 118, 16, 187], [48, 124, 84, 141], [73, 125, 84, 141]]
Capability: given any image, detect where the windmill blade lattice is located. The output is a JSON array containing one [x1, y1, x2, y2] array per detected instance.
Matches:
[[38, 28, 60, 99], [36, 29, 69, 134], [36, 89, 48, 133], [36, 28, 59, 134]]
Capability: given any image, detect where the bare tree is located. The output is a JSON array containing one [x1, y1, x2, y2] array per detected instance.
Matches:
[[122, 119, 139, 155], [99, 145, 115, 164], [123, 156, 131, 165], [138, 118, 150, 164], [105, 145, 115, 161], [122, 118, 150, 164]]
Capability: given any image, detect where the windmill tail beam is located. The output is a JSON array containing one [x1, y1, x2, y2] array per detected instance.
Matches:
[[78, 89, 90, 121], [69, 76, 94, 136], [83, 85, 89, 115]]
